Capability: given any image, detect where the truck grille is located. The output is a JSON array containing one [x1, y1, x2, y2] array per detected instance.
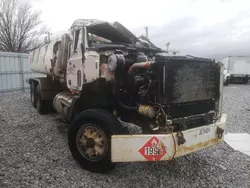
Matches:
[[153, 56, 220, 118], [167, 100, 215, 118], [171, 111, 215, 130]]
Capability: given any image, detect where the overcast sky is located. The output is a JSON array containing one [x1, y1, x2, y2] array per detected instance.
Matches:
[[22, 0, 250, 60]]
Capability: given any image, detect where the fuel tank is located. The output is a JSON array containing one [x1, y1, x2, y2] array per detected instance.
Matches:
[[53, 91, 74, 119]]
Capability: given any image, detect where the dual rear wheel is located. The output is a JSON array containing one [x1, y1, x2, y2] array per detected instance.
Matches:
[[30, 82, 51, 114]]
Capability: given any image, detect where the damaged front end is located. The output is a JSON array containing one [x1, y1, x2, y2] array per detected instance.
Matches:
[[111, 54, 226, 162], [111, 113, 226, 162], [117, 54, 225, 134], [68, 19, 226, 162]]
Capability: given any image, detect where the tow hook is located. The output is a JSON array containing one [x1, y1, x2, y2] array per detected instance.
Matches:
[[217, 127, 224, 139], [177, 131, 186, 145]]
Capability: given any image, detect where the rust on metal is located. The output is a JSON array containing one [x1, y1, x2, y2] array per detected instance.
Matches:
[[176, 137, 222, 157], [176, 131, 186, 145], [111, 114, 226, 162], [100, 63, 114, 81]]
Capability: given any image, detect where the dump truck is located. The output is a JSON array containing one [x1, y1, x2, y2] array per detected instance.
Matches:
[[27, 19, 227, 173], [221, 56, 250, 84]]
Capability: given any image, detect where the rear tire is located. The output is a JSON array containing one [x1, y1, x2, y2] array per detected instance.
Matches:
[[30, 82, 37, 108], [36, 86, 48, 114], [68, 108, 128, 173]]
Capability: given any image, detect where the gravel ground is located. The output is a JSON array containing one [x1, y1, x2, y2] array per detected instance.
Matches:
[[0, 84, 250, 188]]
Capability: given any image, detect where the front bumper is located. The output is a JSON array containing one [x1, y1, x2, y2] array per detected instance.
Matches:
[[111, 114, 227, 162]]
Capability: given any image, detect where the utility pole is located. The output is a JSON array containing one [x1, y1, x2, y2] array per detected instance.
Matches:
[[166, 42, 170, 52], [144, 26, 148, 38], [47, 32, 53, 43]]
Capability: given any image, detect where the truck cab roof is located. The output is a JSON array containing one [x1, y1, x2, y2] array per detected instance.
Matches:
[[70, 19, 163, 53], [70, 19, 132, 44]]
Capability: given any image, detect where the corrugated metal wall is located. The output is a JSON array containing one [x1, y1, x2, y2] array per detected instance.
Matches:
[[0, 51, 44, 96]]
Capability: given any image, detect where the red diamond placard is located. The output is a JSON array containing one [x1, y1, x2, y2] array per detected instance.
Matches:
[[138, 136, 167, 161]]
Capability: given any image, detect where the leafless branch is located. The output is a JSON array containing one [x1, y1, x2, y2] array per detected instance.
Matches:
[[0, 0, 49, 53]]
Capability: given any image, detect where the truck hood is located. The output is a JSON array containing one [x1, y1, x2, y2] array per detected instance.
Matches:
[[70, 19, 133, 44], [70, 19, 163, 52], [111, 21, 140, 44], [111, 22, 162, 52]]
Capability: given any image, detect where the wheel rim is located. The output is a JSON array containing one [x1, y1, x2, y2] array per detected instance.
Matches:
[[76, 124, 108, 162]]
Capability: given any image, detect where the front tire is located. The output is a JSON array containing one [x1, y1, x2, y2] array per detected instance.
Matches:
[[68, 108, 128, 173]]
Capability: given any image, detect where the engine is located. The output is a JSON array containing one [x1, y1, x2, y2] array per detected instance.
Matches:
[[109, 52, 222, 133]]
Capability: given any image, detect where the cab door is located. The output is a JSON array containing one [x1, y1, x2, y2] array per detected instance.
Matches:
[[83, 50, 100, 83], [66, 28, 85, 92]]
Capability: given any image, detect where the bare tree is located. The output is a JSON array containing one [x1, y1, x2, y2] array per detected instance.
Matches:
[[0, 0, 48, 53]]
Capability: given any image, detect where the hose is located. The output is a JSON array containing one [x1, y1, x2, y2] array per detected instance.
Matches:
[[128, 61, 152, 74], [115, 98, 137, 111], [159, 106, 177, 159]]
